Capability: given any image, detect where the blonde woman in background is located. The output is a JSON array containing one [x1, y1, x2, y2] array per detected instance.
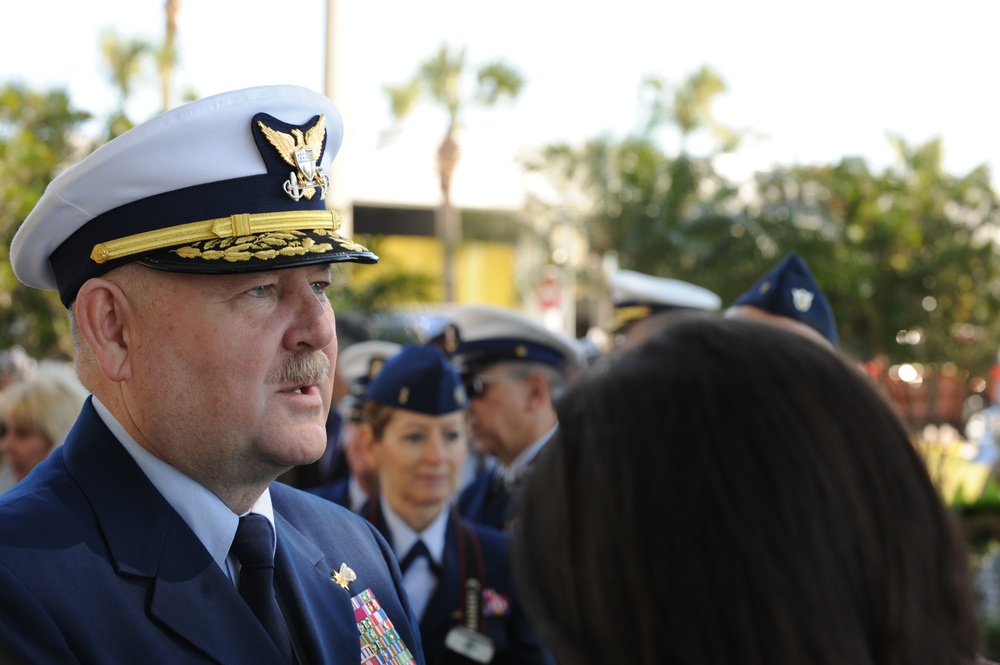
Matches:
[[0, 363, 88, 488]]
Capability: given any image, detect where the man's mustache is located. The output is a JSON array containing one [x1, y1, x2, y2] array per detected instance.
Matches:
[[270, 352, 330, 385]]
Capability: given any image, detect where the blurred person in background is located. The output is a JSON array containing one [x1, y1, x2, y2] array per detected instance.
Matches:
[[0, 346, 37, 391], [0, 346, 39, 493], [606, 269, 721, 352], [360, 343, 552, 664], [447, 305, 580, 532], [514, 316, 978, 665], [0, 363, 89, 488]]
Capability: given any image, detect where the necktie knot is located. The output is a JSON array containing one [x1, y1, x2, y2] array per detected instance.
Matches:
[[232, 513, 275, 570]]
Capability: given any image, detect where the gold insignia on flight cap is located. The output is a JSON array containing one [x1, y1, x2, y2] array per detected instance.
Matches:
[[399, 387, 410, 405], [515, 345, 528, 358], [758, 280, 772, 294], [331, 562, 357, 591], [257, 115, 330, 201]]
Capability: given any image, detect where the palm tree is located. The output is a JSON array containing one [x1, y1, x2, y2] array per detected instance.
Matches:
[[525, 67, 743, 286], [100, 31, 152, 138], [158, 0, 182, 112], [384, 44, 524, 302]]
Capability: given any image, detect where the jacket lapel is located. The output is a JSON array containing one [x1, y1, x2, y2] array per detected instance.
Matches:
[[64, 400, 287, 664], [419, 515, 461, 648], [273, 514, 361, 664]]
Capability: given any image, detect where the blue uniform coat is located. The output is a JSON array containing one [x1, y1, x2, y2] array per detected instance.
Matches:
[[0, 399, 425, 665], [307, 475, 352, 510], [456, 470, 511, 532]]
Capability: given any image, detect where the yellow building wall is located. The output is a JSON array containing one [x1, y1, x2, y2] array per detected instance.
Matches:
[[350, 236, 516, 307], [455, 242, 517, 308]]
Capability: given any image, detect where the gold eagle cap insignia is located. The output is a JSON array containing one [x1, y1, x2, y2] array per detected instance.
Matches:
[[257, 115, 329, 201]]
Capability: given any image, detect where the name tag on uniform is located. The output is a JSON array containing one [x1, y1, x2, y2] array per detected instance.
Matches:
[[444, 626, 495, 663]]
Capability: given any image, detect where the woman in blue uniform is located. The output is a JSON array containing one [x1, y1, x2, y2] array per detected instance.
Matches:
[[358, 343, 553, 665]]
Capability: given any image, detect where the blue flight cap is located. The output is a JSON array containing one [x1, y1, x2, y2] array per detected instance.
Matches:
[[364, 344, 467, 415], [445, 304, 581, 376], [11, 85, 377, 307], [731, 253, 839, 346]]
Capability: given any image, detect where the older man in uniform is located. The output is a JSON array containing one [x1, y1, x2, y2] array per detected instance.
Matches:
[[0, 86, 424, 664], [447, 305, 580, 531]]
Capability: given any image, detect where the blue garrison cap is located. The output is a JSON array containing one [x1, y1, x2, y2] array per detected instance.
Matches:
[[731, 253, 839, 346], [364, 344, 467, 415]]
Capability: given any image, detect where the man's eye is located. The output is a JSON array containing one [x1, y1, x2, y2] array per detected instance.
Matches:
[[404, 432, 424, 444], [246, 285, 271, 297], [311, 281, 332, 295]]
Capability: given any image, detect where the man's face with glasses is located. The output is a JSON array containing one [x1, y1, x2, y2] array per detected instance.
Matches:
[[461, 370, 528, 400], [460, 364, 533, 464]]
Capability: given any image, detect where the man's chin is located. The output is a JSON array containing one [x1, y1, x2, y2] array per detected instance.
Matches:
[[267, 431, 328, 468]]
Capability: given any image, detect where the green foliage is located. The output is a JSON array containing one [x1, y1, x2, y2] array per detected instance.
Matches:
[[328, 236, 438, 314], [99, 30, 155, 139], [385, 43, 524, 133], [526, 66, 745, 286], [530, 65, 1000, 376], [747, 139, 1000, 365], [0, 85, 92, 360]]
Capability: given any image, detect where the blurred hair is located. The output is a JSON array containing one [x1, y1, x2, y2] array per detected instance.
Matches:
[[362, 401, 396, 441], [0, 363, 89, 447], [513, 316, 977, 665]]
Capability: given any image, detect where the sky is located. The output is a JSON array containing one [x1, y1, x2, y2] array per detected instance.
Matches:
[[2, 0, 999, 210]]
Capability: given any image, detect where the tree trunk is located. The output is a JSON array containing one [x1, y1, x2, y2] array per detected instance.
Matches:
[[437, 132, 461, 302]]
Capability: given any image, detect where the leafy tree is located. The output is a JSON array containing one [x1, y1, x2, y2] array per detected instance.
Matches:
[[327, 236, 437, 313], [748, 138, 1000, 370], [100, 30, 153, 138], [526, 67, 745, 291], [0, 85, 92, 359], [384, 44, 524, 301]]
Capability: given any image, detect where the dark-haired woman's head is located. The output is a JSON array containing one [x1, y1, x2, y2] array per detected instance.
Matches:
[[514, 316, 976, 665]]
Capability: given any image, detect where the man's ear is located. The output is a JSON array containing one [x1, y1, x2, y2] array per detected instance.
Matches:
[[524, 371, 551, 410], [74, 278, 134, 383]]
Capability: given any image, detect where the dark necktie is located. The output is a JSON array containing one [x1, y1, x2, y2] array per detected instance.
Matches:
[[399, 539, 440, 576], [231, 514, 295, 664]]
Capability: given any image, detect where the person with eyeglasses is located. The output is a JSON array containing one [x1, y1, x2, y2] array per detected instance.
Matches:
[[446, 305, 581, 532], [358, 343, 554, 665]]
